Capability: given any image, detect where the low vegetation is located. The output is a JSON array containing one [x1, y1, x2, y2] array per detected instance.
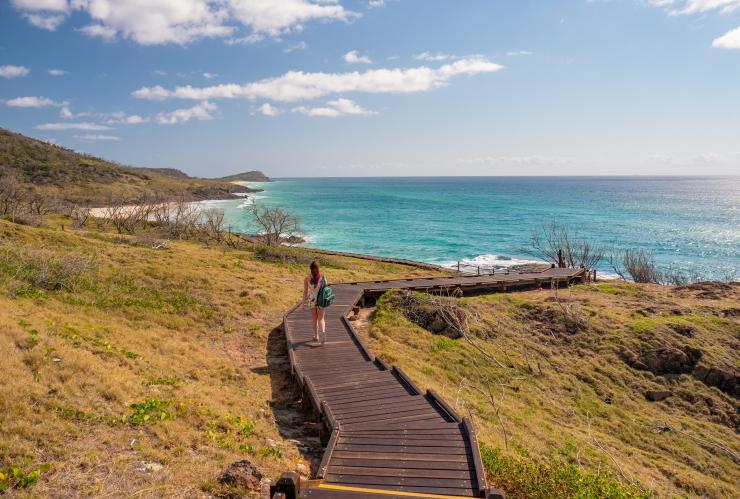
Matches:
[[357, 282, 739, 498], [0, 217, 440, 496]]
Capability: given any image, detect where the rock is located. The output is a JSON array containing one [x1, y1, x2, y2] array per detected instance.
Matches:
[[623, 345, 702, 375], [218, 460, 263, 490], [669, 323, 696, 337], [138, 461, 163, 473], [693, 364, 739, 398], [721, 307, 740, 318], [645, 390, 672, 402]]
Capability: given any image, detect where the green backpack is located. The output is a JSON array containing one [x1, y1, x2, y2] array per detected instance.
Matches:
[[316, 276, 335, 308]]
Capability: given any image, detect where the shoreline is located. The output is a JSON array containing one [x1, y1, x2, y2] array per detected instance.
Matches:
[[236, 233, 556, 275]]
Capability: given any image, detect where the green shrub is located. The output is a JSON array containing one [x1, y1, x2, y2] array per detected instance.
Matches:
[[0, 464, 50, 491], [125, 399, 175, 425], [481, 444, 651, 499]]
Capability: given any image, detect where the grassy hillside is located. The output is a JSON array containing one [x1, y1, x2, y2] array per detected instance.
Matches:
[[356, 284, 739, 498], [0, 128, 259, 205], [0, 218, 442, 497]]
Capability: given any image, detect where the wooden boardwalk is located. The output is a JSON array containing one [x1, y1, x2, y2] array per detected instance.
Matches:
[[278, 267, 586, 499]]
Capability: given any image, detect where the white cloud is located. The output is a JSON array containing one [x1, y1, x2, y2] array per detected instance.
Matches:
[[203, 72, 219, 80], [60, 106, 92, 119], [283, 41, 308, 53], [343, 50, 372, 64], [257, 103, 281, 116], [292, 98, 376, 117], [368, 0, 385, 8], [414, 52, 453, 62], [0, 65, 30, 78], [5, 96, 66, 107], [132, 57, 505, 103], [74, 134, 120, 141], [228, 0, 358, 37], [648, 0, 740, 15], [155, 101, 217, 124], [10, 0, 68, 11], [77, 24, 118, 41], [713, 26, 740, 48], [12, 0, 357, 45], [24, 12, 66, 30], [132, 85, 172, 100], [47, 68, 67, 76], [34, 122, 113, 131], [154, 69, 167, 76], [104, 112, 149, 125]]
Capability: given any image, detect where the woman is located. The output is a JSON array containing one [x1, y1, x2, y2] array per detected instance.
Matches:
[[302, 260, 326, 344]]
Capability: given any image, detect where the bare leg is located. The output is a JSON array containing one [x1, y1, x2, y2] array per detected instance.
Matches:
[[311, 307, 319, 341], [317, 307, 326, 343]]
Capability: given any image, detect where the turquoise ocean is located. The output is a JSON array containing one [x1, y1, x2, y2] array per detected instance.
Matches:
[[205, 177, 739, 281]]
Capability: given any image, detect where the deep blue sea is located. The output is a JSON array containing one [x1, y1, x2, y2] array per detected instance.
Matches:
[[205, 177, 740, 281]]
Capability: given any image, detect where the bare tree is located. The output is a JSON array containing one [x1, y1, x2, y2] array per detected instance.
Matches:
[[201, 208, 226, 243], [609, 248, 662, 283], [249, 204, 302, 246], [527, 222, 604, 271], [71, 205, 92, 228], [0, 173, 27, 222]]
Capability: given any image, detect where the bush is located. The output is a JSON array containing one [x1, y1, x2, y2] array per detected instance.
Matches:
[[481, 444, 651, 499], [252, 245, 344, 269], [0, 244, 96, 293]]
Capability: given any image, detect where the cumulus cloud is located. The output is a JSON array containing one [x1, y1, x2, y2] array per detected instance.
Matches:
[[132, 57, 504, 103], [203, 72, 219, 80], [103, 112, 149, 125], [257, 103, 281, 116], [74, 134, 120, 141], [5, 96, 66, 107], [0, 65, 30, 78], [34, 122, 113, 131], [47, 68, 67, 76], [344, 50, 372, 64], [713, 26, 740, 48], [24, 13, 66, 30], [292, 98, 376, 117], [155, 101, 217, 124], [11, 0, 357, 45]]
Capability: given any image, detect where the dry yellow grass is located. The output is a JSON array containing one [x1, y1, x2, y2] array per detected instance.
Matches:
[[358, 283, 739, 498], [0, 219, 443, 497]]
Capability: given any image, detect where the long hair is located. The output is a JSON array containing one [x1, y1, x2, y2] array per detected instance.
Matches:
[[310, 260, 321, 286]]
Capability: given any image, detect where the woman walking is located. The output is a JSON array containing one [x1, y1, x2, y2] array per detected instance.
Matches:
[[302, 260, 327, 344]]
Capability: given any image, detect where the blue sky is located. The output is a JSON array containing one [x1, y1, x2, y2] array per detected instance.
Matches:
[[1, 0, 739, 177]]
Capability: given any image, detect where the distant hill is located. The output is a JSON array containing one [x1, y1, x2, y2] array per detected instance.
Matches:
[[0, 128, 258, 205], [219, 170, 271, 182]]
